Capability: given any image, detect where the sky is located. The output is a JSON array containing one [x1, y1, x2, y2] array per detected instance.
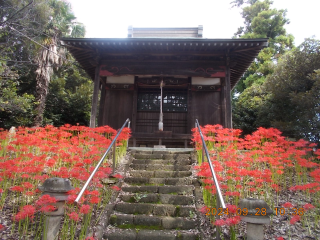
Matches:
[[66, 0, 319, 46]]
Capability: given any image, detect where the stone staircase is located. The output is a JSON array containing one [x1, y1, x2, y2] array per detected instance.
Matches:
[[103, 149, 204, 240]]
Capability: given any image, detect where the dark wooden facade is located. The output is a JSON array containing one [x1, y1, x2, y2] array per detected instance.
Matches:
[[62, 35, 268, 146]]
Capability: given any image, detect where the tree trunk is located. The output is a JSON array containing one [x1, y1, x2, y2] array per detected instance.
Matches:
[[33, 37, 59, 127]]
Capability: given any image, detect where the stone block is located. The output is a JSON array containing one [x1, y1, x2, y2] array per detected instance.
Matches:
[[134, 215, 161, 226], [153, 204, 176, 216]]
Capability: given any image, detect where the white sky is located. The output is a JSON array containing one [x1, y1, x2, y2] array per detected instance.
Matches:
[[66, 0, 319, 46]]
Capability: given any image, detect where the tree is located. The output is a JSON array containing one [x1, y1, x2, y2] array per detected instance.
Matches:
[[231, 0, 294, 135], [43, 66, 93, 126], [0, 0, 52, 128], [232, 0, 294, 92], [0, 0, 89, 129], [232, 84, 271, 135], [33, 0, 85, 126], [264, 39, 320, 143]]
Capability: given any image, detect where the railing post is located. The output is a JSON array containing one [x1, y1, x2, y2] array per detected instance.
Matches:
[[112, 141, 116, 175], [216, 196, 221, 240], [202, 146, 205, 165], [127, 121, 131, 149]]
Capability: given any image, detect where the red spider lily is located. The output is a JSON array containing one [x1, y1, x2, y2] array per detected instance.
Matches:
[[112, 174, 124, 179], [85, 237, 96, 240], [303, 203, 315, 210], [10, 186, 24, 192], [225, 216, 241, 226], [80, 204, 91, 214], [282, 202, 294, 208], [39, 205, 57, 213], [89, 196, 100, 204], [225, 192, 241, 197], [0, 224, 4, 230], [22, 182, 34, 190], [13, 205, 36, 221], [214, 219, 226, 226], [88, 190, 100, 197], [0, 189, 3, 193], [289, 182, 320, 191], [25, 191, 35, 196], [226, 204, 238, 214], [35, 195, 57, 207], [199, 206, 208, 214], [111, 186, 121, 191], [290, 215, 300, 225], [68, 212, 80, 221], [67, 195, 78, 204], [277, 237, 284, 240]]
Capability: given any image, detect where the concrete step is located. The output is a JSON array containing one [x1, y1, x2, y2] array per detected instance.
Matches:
[[130, 163, 191, 171], [132, 159, 192, 166], [120, 193, 194, 205], [114, 203, 196, 217], [103, 229, 200, 240], [121, 185, 194, 195], [124, 177, 197, 185], [130, 170, 192, 178], [110, 214, 198, 230]]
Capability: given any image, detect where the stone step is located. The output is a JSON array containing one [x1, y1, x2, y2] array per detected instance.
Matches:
[[121, 185, 194, 195], [132, 159, 192, 166], [124, 177, 196, 185], [104, 150, 202, 239], [110, 214, 198, 230], [130, 163, 191, 171], [130, 170, 192, 178], [114, 203, 196, 217], [132, 153, 191, 160], [103, 229, 200, 240], [121, 193, 194, 205]]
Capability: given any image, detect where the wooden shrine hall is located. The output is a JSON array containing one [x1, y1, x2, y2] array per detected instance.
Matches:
[[62, 26, 268, 147]]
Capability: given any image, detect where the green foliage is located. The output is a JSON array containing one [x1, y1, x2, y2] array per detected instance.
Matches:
[[232, 0, 294, 92], [264, 39, 320, 143], [0, 0, 91, 128], [232, 84, 270, 135], [43, 67, 93, 126], [232, 0, 295, 136], [0, 78, 35, 128], [234, 38, 320, 144]]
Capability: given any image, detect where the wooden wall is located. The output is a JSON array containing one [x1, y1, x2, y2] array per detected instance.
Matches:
[[98, 82, 223, 133], [188, 91, 222, 131], [136, 112, 187, 133], [98, 89, 133, 129]]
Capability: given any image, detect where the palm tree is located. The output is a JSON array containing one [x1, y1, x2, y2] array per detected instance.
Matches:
[[33, 0, 85, 126]]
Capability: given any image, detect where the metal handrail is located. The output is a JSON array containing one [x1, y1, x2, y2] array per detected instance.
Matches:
[[195, 119, 226, 209], [75, 118, 130, 203]]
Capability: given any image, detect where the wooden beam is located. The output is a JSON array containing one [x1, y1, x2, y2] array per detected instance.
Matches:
[[90, 66, 100, 128], [99, 62, 226, 78], [99, 50, 228, 57], [225, 54, 232, 128]]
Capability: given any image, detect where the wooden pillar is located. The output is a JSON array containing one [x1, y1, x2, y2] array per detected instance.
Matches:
[[90, 66, 100, 128], [186, 77, 192, 133], [98, 77, 106, 126], [220, 78, 226, 127], [132, 76, 138, 133], [225, 53, 232, 128]]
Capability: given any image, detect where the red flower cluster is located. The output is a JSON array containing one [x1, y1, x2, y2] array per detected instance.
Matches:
[[13, 205, 36, 221], [193, 125, 319, 234]]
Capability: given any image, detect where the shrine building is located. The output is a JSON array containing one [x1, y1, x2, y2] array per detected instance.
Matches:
[[62, 26, 268, 147]]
